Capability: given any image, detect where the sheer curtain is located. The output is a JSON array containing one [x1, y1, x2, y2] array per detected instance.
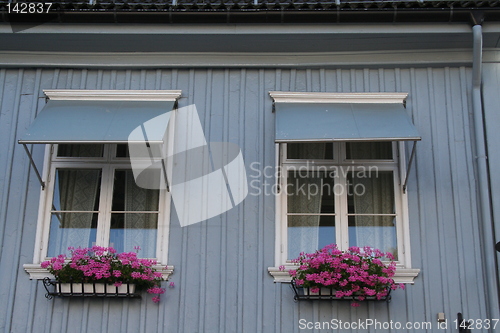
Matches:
[[287, 143, 326, 259], [48, 169, 100, 256], [349, 173, 396, 254], [348, 143, 397, 257], [123, 170, 159, 257]]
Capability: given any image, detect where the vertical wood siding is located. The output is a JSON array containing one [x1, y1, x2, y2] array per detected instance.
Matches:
[[0, 67, 486, 333], [481, 63, 500, 306]]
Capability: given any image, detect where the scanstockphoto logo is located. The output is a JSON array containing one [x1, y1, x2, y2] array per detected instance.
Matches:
[[128, 104, 248, 227]]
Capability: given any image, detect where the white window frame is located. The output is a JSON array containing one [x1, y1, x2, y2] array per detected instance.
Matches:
[[268, 93, 420, 284], [24, 90, 180, 279]]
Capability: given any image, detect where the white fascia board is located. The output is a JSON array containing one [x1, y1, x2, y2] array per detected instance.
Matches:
[[44, 89, 182, 101], [269, 92, 408, 104]]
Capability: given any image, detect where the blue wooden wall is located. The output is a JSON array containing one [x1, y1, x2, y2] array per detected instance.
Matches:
[[0, 67, 491, 332]]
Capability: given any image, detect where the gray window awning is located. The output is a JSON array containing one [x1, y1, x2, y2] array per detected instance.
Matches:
[[18, 94, 179, 190], [274, 102, 421, 142], [273, 96, 421, 192], [19, 100, 176, 144]]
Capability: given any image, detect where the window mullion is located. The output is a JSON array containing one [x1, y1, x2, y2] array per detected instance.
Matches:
[[96, 164, 113, 248], [337, 164, 349, 251], [40, 162, 58, 260], [281, 149, 289, 263], [393, 164, 405, 265]]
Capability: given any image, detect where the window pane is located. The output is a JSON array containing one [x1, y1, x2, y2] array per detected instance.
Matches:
[[57, 144, 104, 157], [120, 143, 164, 159], [346, 142, 393, 160], [347, 171, 395, 215], [52, 169, 101, 212], [47, 212, 97, 257], [116, 144, 130, 158], [288, 215, 335, 260], [348, 215, 397, 259], [109, 213, 158, 258], [287, 171, 335, 213], [111, 169, 159, 258], [287, 143, 334, 159], [112, 170, 159, 212]]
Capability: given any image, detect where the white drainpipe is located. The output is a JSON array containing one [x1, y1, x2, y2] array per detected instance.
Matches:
[[471, 23, 500, 322]]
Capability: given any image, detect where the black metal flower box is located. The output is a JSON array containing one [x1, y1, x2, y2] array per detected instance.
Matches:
[[290, 281, 391, 302], [42, 278, 141, 299]]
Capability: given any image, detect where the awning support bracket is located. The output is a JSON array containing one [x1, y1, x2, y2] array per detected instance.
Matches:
[[22, 143, 45, 190], [403, 141, 417, 193]]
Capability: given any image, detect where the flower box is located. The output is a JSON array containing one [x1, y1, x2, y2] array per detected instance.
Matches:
[[288, 244, 403, 306], [43, 279, 140, 299], [41, 246, 167, 302], [291, 281, 391, 302], [57, 282, 136, 294]]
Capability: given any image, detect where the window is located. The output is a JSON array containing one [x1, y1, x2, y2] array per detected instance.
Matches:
[[267, 92, 420, 283], [46, 144, 162, 259], [21, 90, 181, 279], [284, 141, 400, 260], [24, 143, 173, 278]]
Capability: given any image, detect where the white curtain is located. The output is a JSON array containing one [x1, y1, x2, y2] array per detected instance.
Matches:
[[123, 170, 159, 257], [348, 143, 397, 257], [350, 172, 396, 255], [287, 143, 326, 259], [48, 169, 100, 256]]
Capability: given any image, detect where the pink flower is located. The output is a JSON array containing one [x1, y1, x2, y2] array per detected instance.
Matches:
[[290, 243, 400, 304], [364, 288, 376, 296], [147, 286, 165, 295], [348, 246, 360, 254], [114, 281, 123, 287], [351, 302, 360, 307], [152, 296, 160, 303], [52, 263, 63, 271], [169, 282, 175, 288], [385, 252, 395, 260]]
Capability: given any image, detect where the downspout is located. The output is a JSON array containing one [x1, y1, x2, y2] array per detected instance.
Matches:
[[471, 22, 500, 321]]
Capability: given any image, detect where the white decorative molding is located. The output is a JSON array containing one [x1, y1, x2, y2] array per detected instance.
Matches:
[[43, 90, 182, 101], [268, 266, 420, 284], [392, 268, 421, 284], [23, 264, 55, 280], [0, 50, 475, 69], [269, 92, 408, 104], [24, 264, 175, 281]]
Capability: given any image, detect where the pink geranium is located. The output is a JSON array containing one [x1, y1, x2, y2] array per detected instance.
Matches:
[[41, 246, 171, 303], [290, 244, 404, 306]]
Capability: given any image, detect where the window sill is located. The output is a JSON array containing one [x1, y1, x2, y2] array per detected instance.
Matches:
[[24, 264, 175, 280], [268, 266, 420, 284]]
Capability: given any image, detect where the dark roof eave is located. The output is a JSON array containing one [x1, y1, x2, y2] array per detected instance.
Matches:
[[2, 6, 500, 24]]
